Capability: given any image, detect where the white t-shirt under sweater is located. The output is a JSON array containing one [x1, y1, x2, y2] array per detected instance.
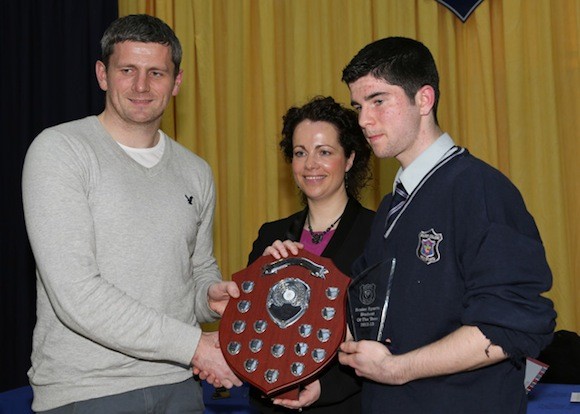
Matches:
[[118, 131, 166, 167], [22, 116, 222, 411]]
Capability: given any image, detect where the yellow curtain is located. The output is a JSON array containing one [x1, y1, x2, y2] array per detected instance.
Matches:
[[118, 0, 580, 333]]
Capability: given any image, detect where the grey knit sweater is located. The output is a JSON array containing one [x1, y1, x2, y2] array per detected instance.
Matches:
[[22, 116, 222, 411]]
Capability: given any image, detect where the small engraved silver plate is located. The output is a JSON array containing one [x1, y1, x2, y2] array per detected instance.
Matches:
[[326, 287, 339, 300], [227, 341, 241, 355], [317, 329, 331, 343], [232, 320, 246, 334], [291, 362, 305, 376], [321, 307, 336, 320], [312, 349, 326, 363], [271, 344, 285, 358], [237, 300, 251, 313], [249, 339, 263, 353], [265, 369, 279, 383], [294, 342, 308, 356], [254, 320, 267, 333], [245, 358, 258, 373], [241, 281, 255, 293], [299, 324, 312, 338]]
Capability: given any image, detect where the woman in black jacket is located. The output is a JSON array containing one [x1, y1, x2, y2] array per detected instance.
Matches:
[[247, 96, 374, 414]]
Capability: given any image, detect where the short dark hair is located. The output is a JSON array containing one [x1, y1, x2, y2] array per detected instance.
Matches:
[[280, 96, 372, 201], [100, 14, 182, 77], [342, 37, 440, 124]]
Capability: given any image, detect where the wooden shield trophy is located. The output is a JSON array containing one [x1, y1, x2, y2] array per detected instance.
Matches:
[[219, 250, 350, 399]]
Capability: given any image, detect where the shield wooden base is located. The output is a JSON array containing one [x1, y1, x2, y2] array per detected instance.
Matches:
[[219, 250, 350, 398]]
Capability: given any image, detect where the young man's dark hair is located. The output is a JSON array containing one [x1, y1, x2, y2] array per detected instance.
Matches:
[[342, 37, 440, 125]]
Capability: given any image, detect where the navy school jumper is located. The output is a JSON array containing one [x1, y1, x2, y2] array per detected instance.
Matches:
[[352, 148, 556, 414]]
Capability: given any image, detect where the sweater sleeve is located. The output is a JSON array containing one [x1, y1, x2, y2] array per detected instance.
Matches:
[[190, 163, 223, 323], [22, 130, 201, 366], [461, 221, 556, 361], [456, 166, 556, 361]]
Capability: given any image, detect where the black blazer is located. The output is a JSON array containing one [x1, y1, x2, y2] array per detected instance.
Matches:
[[247, 198, 375, 414]]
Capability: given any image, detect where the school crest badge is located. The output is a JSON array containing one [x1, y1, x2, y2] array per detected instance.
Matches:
[[417, 228, 443, 265]]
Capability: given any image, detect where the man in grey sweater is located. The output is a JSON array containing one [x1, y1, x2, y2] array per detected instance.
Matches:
[[22, 14, 241, 413]]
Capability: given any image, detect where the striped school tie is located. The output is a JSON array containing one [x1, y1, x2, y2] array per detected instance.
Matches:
[[386, 181, 408, 228]]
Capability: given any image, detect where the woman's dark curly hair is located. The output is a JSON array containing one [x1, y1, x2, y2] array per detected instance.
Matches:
[[280, 96, 372, 201]]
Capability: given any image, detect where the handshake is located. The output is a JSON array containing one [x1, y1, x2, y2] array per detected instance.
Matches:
[[191, 281, 242, 389], [191, 330, 242, 389]]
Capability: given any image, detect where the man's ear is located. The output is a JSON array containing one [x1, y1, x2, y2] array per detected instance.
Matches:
[[416, 84, 436, 116], [172, 69, 184, 96], [95, 61, 108, 92]]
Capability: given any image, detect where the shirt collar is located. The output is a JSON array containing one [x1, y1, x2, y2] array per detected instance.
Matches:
[[394, 133, 456, 193]]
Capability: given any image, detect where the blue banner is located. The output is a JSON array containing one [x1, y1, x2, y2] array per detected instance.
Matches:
[[436, 0, 484, 22]]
